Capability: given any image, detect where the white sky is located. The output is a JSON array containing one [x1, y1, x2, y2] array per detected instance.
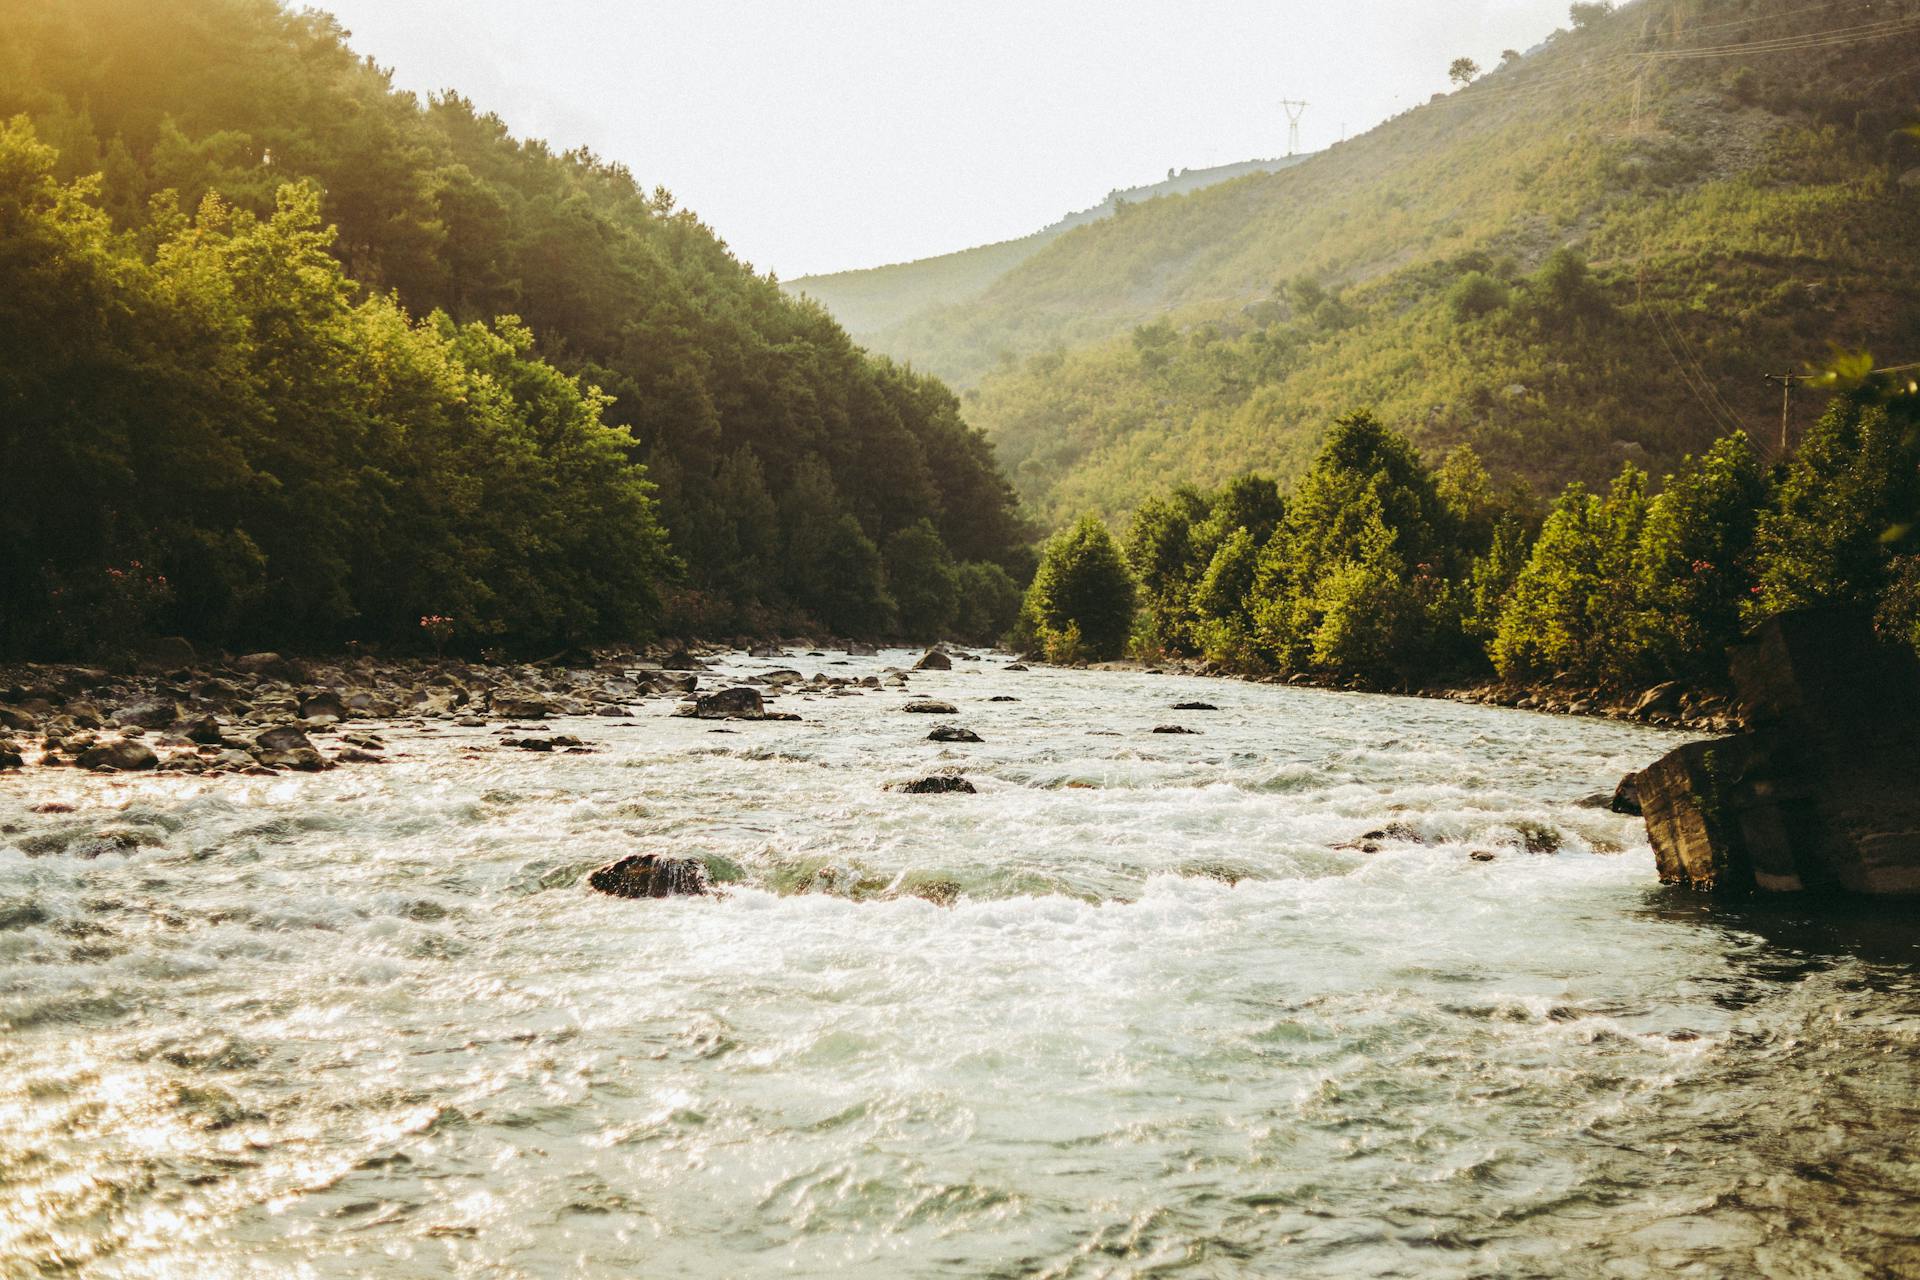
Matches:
[[317, 0, 1578, 278]]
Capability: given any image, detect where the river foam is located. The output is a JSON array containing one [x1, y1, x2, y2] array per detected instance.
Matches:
[[3, 651, 1916, 1277]]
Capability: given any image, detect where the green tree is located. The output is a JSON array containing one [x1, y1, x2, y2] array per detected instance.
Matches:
[[1633, 431, 1768, 676], [1020, 515, 1135, 661], [883, 518, 960, 639], [814, 515, 896, 637], [1751, 397, 1917, 617], [954, 561, 1024, 645], [1449, 58, 1481, 87]]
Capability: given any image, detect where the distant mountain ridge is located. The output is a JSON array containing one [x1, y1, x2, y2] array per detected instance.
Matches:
[[826, 0, 1920, 527], [785, 154, 1311, 340]]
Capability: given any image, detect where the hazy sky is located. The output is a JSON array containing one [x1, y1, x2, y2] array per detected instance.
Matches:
[[318, 0, 1578, 278]]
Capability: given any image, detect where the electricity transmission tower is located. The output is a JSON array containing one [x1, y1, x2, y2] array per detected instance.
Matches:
[[1280, 99, 1308, 155]]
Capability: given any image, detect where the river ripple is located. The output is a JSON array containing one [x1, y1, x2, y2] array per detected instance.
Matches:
[[2, 650, 1916, 1278]]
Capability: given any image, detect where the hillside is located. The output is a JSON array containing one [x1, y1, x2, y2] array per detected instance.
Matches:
[[863, 0, 1920, 526], [0, 0, 1032, 651], [786, 155, 1308, 341]]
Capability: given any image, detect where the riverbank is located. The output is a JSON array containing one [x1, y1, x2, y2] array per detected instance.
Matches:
[[0, 637, 1738, 778], [1075, 656, 1744, 737]]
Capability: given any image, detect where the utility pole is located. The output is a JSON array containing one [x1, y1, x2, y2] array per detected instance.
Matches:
[[1280, 99, 1309, 156], [1763, 371, 1814, 454]]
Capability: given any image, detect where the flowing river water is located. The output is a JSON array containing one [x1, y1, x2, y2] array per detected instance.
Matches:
[[2, 650, 1917, 1278]]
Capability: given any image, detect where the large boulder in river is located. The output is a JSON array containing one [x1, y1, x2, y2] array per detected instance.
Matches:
[[1639, 607, 1920, 895], [589, 853, 710, 897], [928, 725, 982, 743], [677, 687, 766, 720], [902, 699, 957, 714], [913, 649, 952, 671]]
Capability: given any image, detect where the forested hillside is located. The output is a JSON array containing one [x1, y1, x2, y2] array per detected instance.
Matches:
[[863, 0, 1920, 526], [787, 155, 1308, 340], [0, 0, 1032, 656]]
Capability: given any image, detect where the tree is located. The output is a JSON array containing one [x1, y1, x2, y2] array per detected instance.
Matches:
[[1569, 2, 1614, 33], [954, 561, 1024, 646], [813, 516, 895, 637], [1751, 397, 1918, 617], [1491, 466, 1648, 683], [1499, 49, 1522, 69], [1019, 516, 1135, 662], [1633, 432, 1767, 677], [1123, 487, 1210, 654], [1449, 58, 1481, 87], [1448, 271, 1510, 321], [883, 519, 960, 640]]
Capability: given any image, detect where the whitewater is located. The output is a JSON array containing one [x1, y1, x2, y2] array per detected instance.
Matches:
[[3, 650, 1916, 1278]]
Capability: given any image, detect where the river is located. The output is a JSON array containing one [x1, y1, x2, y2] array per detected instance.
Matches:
[[3, 649, 1916, 1278]]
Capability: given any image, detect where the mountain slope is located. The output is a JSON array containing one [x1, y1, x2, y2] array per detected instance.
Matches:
[[786, 156, 1308, 342], [866, 0, 1920, 525]]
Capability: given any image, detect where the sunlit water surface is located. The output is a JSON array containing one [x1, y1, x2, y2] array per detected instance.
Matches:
[[3, 652, 1917, 1278]]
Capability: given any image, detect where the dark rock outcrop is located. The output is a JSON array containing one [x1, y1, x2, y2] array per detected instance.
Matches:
[[1639, 607, 1920, 896], [1172, 701, 1218, 711], [889, 774, 977, 794], [1151, 724, 1198, 735], [588, 853, 710, 898], [928, 725, 982, 743]]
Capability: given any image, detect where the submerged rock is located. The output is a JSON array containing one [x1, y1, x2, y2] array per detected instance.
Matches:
[[1004, 663, 1029, 672], [1151, 724, 1198, 735], [1171, 701, 1218, 711], [889, 774, 977, 795], [927, 725, 982, 743], [588, 853, 710, 898]]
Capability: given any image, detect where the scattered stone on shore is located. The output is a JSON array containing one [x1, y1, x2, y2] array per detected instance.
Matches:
[[184, 715, 225, 745], [491, 696, 551, 719], [1171, 701, 1218, 711], [889, 774, 977, 795], [588, 853, 711, 898], [77, 739, 159, 772], [1638, 606, 1920, 895], [1151, 724, 1198, 735], [928, 725, 982, 743], [298, 690, 347, 722], [902, 699, 957, 714], [112, 701, 177, 730], [913, 649, 952, 671]]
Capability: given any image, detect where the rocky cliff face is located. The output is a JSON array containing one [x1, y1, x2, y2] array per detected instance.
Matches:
[[1638, 608, 1920, 897]]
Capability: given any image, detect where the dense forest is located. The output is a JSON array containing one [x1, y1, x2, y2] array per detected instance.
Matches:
[[0, 0, 1032, 658], [801, 0, 1920, 528], [1015, 366, 1920, 692]]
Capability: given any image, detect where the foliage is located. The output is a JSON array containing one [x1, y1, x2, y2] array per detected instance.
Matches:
[[1019, 516, 1135, 661], [883, 519, 960, 640], [953, 561, 1025, 646], [1449, 58, 1481, 88], [0, 0, 1031, 654], [1098, 396, 1920, 690]]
